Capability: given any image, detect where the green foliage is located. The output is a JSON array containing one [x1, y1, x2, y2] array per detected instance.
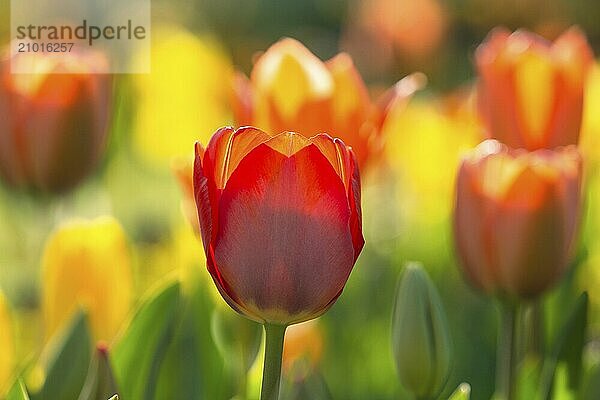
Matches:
[[32, 310, 92, 400], [6, 379, 30, 400], [154, 273, 228, 400], [539, 293, 588, 399], [112, 280, 181, 400]]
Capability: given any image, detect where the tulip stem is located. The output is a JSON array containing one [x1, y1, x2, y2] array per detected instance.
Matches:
[[260, 323, 287, 400], [496, 301, 518, 400]]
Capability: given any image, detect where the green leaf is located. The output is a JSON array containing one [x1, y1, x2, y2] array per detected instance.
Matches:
[[448, 383, 471, 400], [154, 272, 227, 400], [32, 310, 92, 400], [516, 356, 541, 400], [7, 379, 30, 400], [580, 362, 600, 400], [112, 280, 181, 400], [538, 292, 588, 400]]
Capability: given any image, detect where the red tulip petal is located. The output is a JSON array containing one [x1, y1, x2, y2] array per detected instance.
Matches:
[[213, 143, 355, 324], [264, 131, 312, 156], [347, 148, 365, 260], [309, 134, 351, 188]]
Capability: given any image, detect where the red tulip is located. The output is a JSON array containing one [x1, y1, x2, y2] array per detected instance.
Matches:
[[476, 27, 593, 150], [193, 126, 364, 325], [453, 140, 582, 298], [0, 50, 112, 193]]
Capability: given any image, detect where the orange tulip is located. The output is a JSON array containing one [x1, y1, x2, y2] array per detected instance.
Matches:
[[231, 38, 423, 167], [193, 126, 364, 325], [476, 27, 593, 150], [282, 320, 323, 374], [0, 49, 112, 193], [453, 140, 582, 298]]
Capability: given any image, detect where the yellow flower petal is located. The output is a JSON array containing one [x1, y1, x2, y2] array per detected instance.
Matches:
[[42, 216, 133, 343], [0, 292, 15, 395], [132, 24, 233, 166]]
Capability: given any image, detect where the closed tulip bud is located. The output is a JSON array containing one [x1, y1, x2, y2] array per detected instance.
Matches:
[[193, 126, 364, 325], [78, 343, 119, 400], [0, 49, 112, 193], [476, 27, 593, 150], [42, 217, 133, 343], [454, 140, 582, 298], [232, 38, 422, 167], [391, 263, 451, 399], [0, 292, 15, 396]]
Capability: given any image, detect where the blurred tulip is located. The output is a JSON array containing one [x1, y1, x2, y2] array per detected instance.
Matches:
[[391, 263, 451, 399], [173, 158, 199, 234], [454, 140, 582, 298], [383, 92, 481, 226], [193, 126, 364, 325], [132, 25, 232, 167], [580, 62, 600, 166], [0, 291, 15, 395], [42, 217, 133, 343], [476, 27, 593, 150], [282, 320, 323, 375], [231, 38, 423, 167], [0, 48, 112, 193], [355, 0, 448, 60]]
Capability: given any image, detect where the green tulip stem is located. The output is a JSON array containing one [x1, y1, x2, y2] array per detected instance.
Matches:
[[260, 323, 287, 400], [496, 301, 518, 400]]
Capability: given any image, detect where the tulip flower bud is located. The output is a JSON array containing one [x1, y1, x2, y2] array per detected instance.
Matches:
[[0, 292, 15, 396], [78, 343, 119, 400], [232, 38, 421, 167], [193, 126, 364, 325], [476, 27, 593, 150], [454, 140, 582, 298], [42, 217, 133, 343], [0, 48, 112, 193], [391, 263, 451, 399]]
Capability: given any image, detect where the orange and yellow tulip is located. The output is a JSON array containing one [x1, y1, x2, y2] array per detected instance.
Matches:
[[453, 140, 582, 298], [231, 38, 423, 167], [476, 27, 593, 150]]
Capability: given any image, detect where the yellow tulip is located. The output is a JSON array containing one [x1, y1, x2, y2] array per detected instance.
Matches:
[[132, 24, 233, 167], [384, 93, 481, 224], [42, 217, 133, 343], [0, 291, 15, 395]]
